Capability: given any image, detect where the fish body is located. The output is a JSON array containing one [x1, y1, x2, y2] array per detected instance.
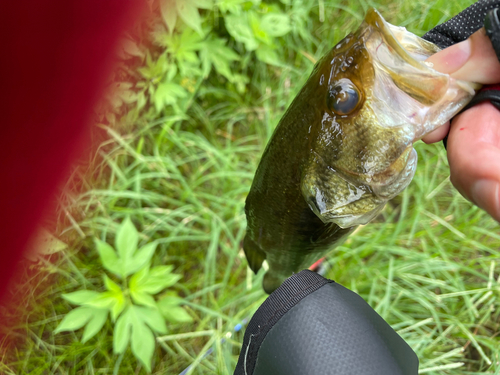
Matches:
[[244, 9, 478, 293]]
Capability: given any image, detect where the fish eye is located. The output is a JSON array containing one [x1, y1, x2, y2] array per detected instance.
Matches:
[[327, 79, 361, 115]]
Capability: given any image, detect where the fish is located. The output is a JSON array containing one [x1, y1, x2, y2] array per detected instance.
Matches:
[[243, 9, 479, 294]]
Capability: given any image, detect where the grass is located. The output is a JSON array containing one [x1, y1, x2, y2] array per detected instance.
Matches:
[[1, 0, 500, 374]]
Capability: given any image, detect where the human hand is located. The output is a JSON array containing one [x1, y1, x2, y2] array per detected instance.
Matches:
[[422, 28, 500, 223]]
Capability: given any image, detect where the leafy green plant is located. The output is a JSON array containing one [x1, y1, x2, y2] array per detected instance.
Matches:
[[224, 5, 291, 65], [98, 0, 307, 124], [54, 217, 191, 372]]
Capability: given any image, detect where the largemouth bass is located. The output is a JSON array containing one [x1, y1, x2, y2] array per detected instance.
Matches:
[[244, 9, 479, 294]]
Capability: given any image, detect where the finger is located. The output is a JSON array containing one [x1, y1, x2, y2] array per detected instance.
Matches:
[[447, 102, 500, 222], [426, 28, 500, 84], [422, 121, 450, 144]]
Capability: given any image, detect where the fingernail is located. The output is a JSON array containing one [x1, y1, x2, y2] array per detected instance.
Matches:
[[471, 179, 500, 222], [427, 38, 472, 74]]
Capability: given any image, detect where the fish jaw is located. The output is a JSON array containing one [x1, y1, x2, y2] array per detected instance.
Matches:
[[363, 9, 480, 141]]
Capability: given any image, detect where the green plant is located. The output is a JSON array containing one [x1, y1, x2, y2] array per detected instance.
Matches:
[[54, 217, 191, 372], [100, 0, 308, 126]]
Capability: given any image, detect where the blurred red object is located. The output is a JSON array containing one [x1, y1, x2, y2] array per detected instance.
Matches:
[[0, 1, 143, 302]]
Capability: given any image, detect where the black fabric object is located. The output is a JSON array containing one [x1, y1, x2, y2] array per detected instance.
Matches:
[[422, 0, 500, 48], [485, 8, 500, 60], [233, 270, 418, 375]]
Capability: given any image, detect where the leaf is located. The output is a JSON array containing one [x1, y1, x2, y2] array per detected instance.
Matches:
[[81, 309, 108, 343], [260, 13, 291, 37], [140, 266, 181, 295], [163, 29, 202, 68], [218, 0, 246, 14], [111, 293, 126, 321], [248, 11, 272, 45], [104, 275, 122, 294], [166, 63, 178, 82], [161, 305, 193, 323], [54, 306, 94, 333], [84, 292, 117, 309], [138, 52, 168, 80], [130, 266, 157, 307], [153, 82, 187, 112], [85, 289, 125, 321], [129, 265, 180, 307], [200, 38, 239, 81], [55, 306, 110, 344], [36, 229, 68, 254], [233, 73, 249, 94], [115, 217, 138, 273], [255, 44, 281, 66], [119, 38, 145, 59], [62, 290, 100, 305], [102, 276, 126, 320], [130, 315, 155, 373], [176, 0, 203, 35], [138, 306, 167, 334], [25, 228, 67, 261], [148, 266, 181, 292], [150, 264, 174, 277], [130, 264, 150, 288], [114, 306, 133, 354], [160, 0, 177, 34], [94, 238, 121, 277], [157, 293, 184, 307], [114, 82, 137, 106], [225, 14, 258, 50], [114, 306, 160, 372], [131, 291, 156, 308], [128, 242, 157, 275], [95, 218, 158, 279], [157, 295, 193, 323], [191, 0, 212, 9], [137, 91, 147, 110]]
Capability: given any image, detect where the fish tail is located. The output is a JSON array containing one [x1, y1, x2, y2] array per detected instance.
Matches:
[[243, 235, 266, 274]]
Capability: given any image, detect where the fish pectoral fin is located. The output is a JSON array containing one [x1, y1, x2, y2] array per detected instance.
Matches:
[[243, 235, 266, 274]]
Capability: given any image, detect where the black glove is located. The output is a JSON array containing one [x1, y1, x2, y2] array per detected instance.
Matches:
[[233, 270, 418, 375], [423, 0, 500, 48]]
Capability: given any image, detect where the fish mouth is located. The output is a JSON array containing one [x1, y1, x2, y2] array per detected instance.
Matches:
[[362, 9, 479, 141]]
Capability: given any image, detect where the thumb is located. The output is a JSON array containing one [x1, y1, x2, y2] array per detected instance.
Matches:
[[426, 28, 500, 83]]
